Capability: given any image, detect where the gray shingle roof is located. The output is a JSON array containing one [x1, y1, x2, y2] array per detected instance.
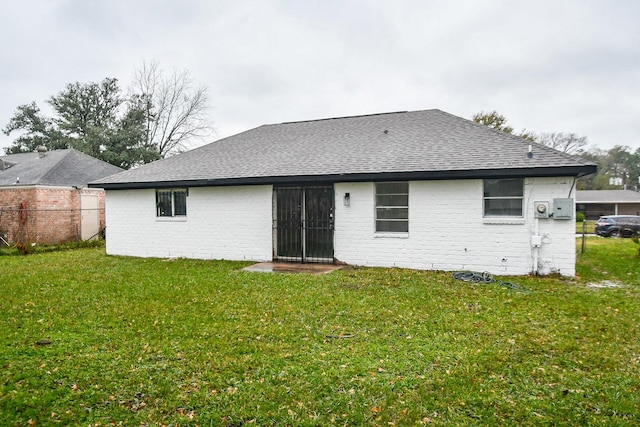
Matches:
[[0, 149, 123, 187], [576, 190, 640, 203], [90, 109, 596, 189]]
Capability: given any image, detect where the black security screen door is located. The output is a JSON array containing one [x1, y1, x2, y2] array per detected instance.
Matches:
[[274, 185, 334, 263], [275, 187, 303, 260]]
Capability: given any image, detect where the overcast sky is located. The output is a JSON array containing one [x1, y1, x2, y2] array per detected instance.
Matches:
[[1, 0, 639, 154]]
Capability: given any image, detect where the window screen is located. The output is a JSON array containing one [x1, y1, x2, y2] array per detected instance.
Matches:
[[156, 189, 188, 217], [483, 179, 523, 217], [375, 182, 409, 232]]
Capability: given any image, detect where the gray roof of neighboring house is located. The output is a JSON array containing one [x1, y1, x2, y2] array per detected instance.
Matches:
[[90, 109, 597, 189], [0, 149, 123, 187], [576, 190, 640, 203]]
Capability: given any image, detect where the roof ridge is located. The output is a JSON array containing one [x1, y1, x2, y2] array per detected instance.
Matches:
[[36, 149, 73, 184], [279, 110, 418, 125]]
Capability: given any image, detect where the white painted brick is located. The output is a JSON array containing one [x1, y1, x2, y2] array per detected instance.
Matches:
[[106, 177, 577, 276], [334, 178, 576, 276], [105, 186, 272, 261]]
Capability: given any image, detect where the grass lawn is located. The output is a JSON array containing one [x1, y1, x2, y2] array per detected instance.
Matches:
[[1, 238, 639, 426], [576, 220, 596, 235]]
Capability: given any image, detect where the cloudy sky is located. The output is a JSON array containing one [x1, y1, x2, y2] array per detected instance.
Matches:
[[1, 0, 638, 154]]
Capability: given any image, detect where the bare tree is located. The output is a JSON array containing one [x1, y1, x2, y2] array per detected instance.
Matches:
[[538, 132, 587, 155], [131, 61, 213, 157]]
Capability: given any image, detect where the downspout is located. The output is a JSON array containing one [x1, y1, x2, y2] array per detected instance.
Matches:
[[532, 216, 539, 275]]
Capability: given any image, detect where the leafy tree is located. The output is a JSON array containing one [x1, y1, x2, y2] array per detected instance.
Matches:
[[577, 146, 640, 190], [2, 102, 65, 153], [576, 149, 612, 190], [472, 110, 536, 141], [3, 61, 212, 166], [472, 110, 514, 133], [99, 98, 161, 169], [48, 78, 122, 158], [629, 147, 640, 189], [3, 78, 160, 168], [130, 61, 212, 157]]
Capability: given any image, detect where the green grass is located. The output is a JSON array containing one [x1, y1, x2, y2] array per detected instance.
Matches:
[[576, 220, 596, 234], [0, 239, 105, 256], [577, 236, 640, 282], [1, 239, 639, 426]]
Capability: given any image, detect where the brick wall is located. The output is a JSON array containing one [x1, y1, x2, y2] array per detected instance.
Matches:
[[103, 177, 577, 276], [334, 177, 577, 276], [105, 186, 273, 260], [0, 186, 106, 244]]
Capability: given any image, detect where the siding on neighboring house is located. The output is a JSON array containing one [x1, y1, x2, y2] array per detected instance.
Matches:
[[105, 176, 576, 276], [577, 203, 640, 219], [610, 204, 640, 216], [576, 190, 640, 219], [105, 186, 273, 260]]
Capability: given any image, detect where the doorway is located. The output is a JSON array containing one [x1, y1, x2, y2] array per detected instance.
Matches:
[[274, 185, 334, 263], [80, 193, 100, 240]]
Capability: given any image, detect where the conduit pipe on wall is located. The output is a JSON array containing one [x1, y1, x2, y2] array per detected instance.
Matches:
[[532, 217, 540, 275]]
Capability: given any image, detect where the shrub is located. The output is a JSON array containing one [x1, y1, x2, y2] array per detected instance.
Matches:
[[576, 211, 585, 222]]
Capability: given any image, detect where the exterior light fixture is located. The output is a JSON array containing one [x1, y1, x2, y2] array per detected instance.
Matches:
[[343, 192, 350, 207]]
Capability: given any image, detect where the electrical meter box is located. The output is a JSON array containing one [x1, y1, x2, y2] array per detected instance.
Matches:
[[534, 201, 550, 218], [553, 198, 573, 219]]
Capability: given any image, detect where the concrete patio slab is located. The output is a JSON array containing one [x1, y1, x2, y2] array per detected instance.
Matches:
[[242, 262, 343, 275]]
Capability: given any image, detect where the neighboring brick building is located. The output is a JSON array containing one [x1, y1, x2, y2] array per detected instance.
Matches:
[[0, 148, 123, 245], [91, 109, 597, 276]]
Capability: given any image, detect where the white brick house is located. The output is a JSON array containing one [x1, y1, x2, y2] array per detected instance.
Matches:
[[91, 110, 596, 276]]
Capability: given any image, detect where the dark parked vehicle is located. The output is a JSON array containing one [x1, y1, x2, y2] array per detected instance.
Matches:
[[595, 215, 640, 237]]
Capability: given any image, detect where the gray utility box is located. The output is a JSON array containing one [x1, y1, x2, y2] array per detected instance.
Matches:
[[553, 198, 573, 219]]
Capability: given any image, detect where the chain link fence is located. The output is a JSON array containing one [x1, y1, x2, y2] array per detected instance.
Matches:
[[577, 220, 596, 254], [0, 207, 105, 247]]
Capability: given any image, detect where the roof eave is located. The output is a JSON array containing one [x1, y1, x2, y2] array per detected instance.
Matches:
[[578, 200, 640, 203], [90, 165, 597, 190]]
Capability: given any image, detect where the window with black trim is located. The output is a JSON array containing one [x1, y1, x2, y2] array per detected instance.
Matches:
[[483, 179, 523, 217], [375, 182, 409, 232], [156, 189, 187, 217]]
